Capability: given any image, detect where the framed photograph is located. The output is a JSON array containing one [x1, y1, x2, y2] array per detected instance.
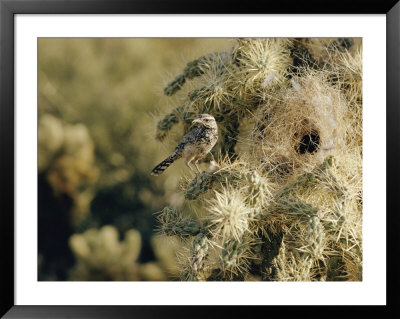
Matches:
[[1, 0, 398, 317]]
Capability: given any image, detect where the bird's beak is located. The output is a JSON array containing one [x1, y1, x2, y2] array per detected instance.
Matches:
[[192, 118, 202, 125]]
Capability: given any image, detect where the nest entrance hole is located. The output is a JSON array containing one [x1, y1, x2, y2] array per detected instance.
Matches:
[[296, 130, 320, 154]]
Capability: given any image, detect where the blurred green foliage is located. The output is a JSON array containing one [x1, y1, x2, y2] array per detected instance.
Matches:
[[38, 38, 229, 280]]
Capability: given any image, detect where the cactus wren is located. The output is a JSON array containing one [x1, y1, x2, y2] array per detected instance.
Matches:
[[151, 114, 218, 176]]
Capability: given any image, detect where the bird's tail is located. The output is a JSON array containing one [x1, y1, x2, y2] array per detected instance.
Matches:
[[151, 150, 182, 176]]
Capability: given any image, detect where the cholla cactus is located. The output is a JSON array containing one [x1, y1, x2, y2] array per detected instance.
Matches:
[[69, 225, 168, 281], [38, 115, 99, 224], [154, 38, 362, 281]]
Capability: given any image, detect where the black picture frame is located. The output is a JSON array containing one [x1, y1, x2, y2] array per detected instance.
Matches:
[[1, 0, 398, 318]]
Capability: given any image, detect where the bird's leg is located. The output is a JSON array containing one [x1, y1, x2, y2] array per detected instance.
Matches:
[[194, 160, 202, 174], [185, 159, 197, 176], [210, 152, 216, 162]]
